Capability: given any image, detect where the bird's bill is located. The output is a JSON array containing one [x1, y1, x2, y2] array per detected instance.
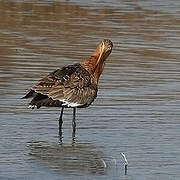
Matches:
[[95, 41, 111, 67]]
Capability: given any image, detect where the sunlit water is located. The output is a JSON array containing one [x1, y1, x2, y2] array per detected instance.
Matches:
[[0, 0, 180, 179]]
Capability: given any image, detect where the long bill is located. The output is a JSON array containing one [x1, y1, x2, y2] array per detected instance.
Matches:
[[93, 42, 105, 73]]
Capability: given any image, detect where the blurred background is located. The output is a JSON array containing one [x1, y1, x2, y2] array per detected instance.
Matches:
[[0, 0, 180, 179]]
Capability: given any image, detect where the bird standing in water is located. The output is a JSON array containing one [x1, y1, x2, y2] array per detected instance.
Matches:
[[22, 39, 113, 138]]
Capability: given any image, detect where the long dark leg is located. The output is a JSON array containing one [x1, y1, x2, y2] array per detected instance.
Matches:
[[59, 107, 64, 137], [72, 108, 76, 142]]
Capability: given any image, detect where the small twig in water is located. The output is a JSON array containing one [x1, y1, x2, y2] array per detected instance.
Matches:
[[121, 153, 128, 175], [100, 158, 107, 168]]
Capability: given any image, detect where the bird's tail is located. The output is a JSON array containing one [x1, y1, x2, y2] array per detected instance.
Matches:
[[22, 90, 63, 109], [22, 89, 36, 99], [28, 94, 63, 109]]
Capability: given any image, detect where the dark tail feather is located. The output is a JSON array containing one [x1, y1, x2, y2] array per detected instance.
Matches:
[[29, 93, 62, 108], [22, 89, 36, 99]]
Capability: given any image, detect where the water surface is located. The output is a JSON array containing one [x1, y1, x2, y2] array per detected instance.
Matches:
[[0, 0, 180, 179]]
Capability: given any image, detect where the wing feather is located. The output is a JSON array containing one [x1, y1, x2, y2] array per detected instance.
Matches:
[[31, 63, 97, 107]]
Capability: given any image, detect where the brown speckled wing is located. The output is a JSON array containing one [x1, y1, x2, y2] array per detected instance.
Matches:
[[33, 63, 97, 107]]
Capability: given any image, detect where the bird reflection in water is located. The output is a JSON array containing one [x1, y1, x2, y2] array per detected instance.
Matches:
[[28, 141, 107, 175]]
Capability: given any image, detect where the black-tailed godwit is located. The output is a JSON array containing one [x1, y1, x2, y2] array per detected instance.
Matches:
[[22, 39, 113, 137]]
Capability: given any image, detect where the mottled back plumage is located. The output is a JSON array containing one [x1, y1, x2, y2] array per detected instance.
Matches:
[[23, 63, 97, 108]]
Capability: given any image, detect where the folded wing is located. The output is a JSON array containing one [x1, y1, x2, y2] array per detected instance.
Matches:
[[23, 63, 97, 108]]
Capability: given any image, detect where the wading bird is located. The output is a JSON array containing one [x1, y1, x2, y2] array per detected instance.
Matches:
[[22, 39, 113, 137]]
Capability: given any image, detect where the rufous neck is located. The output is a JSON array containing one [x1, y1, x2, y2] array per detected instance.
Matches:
[[81, 51, 105, 83]]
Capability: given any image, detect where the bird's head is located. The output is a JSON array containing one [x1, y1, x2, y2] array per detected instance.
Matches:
[[95, 39, 113, 66], [82, 39, 113, 82]]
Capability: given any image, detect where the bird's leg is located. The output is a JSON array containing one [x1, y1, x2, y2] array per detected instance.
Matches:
[[72, 107, 76, 141], [59, 107, 64, 138]]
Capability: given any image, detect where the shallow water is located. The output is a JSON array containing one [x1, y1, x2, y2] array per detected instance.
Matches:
[[0, 0, 180, 179]]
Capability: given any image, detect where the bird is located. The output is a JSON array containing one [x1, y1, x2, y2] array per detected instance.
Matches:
[[22, 39, 113, 137]]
